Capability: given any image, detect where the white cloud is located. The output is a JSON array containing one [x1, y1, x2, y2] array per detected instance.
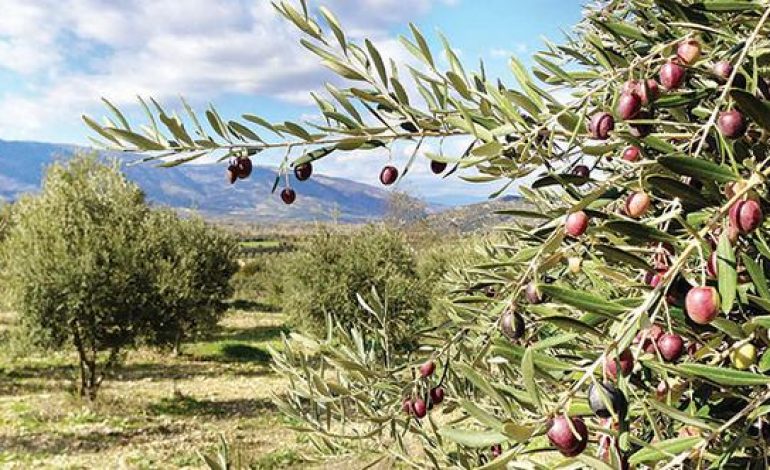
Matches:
[[489, 43, 528, 59], [0, 0, 495, 204], [0, 0, 455, 141]]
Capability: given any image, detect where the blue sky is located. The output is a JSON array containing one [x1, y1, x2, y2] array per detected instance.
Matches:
[[0, 0, 584, 205]]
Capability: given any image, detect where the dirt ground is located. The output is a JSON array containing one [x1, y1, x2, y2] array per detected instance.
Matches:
[[0, 309, 366, 469]]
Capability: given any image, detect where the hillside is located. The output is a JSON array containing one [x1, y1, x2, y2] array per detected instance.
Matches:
[[421, 195, 532, 234], [0, 139, 393, 222]]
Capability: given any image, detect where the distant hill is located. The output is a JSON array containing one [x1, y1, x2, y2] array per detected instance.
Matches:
[[422, 195, 532, 234], [0, 139, 396, 222]]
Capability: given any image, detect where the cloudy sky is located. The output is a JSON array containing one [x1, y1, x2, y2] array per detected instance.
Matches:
[[0, 0, 583, 205]]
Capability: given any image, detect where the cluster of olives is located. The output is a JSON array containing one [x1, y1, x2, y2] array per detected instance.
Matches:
[[502, 38, 768, 463], [402, 360, 445, 420]]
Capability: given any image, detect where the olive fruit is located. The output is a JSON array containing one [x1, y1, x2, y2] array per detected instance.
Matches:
[[617, 92, 642, 120], [280, 188, 296, 205], [380, 165, 399, 185], [677, 39, 701, 65], [501, 310, 525, 341], [572, 164, 590, 179], [707, 252, 718, 278], [729, 199, 762, 234], [236, 157, 252, 179], [685, 286, 720, 325], [411, 398, 427, 418], [430, 160, 448, 174], [419, 360, 436, 378], [730, 343, 757, 370], [625, 191, 651, 218], [604, 349, 634, 380], [657, 333, 684, 362], [226, 165, 238, 184], [713, 61, 733, 83], [588, 381, 628, 420], [718, 110, 747, 139], [660, 62, 686, 90], [294, 162, 313, 181], [429, 387, 445, 406], [547, 416, 588, 457], [622, 146, 641, 162], [525, 282, 544, 304], [588, 112, 614, 140], [565, 211, 589, 237]]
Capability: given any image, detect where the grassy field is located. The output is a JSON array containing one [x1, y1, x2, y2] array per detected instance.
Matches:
[[239, 240, 282, 250], [0, 307, 363, 469]]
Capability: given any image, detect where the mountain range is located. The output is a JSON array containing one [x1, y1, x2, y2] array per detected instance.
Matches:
[[0, 139, 399, 222]]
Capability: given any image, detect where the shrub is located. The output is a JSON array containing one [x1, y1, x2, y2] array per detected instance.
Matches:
[[142, 210, 238, 353], [280, 225, 430, 350], [229, 252, 290, 309], [2, 154, 153, 399]]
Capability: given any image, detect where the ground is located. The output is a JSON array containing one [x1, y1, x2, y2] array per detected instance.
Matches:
[[0, 308, 365, 469]]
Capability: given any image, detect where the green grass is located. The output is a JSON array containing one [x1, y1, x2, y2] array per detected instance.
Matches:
[[240, 240, 281, 249], [0, 307, 355, 469]]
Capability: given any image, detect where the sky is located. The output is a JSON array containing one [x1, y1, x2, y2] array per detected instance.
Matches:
[[0, 0, 585, 205]]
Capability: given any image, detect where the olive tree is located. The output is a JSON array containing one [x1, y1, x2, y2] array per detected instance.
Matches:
[[2, 154, 154, 399], [280, 225, 431, 351], [142, 209, 239, 353], [87, 0, 770, 467]]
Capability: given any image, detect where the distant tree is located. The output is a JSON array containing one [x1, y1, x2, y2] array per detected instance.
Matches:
[[142, 210, 238, 354], [280, 225, 430, 351], [2, 154, 153, 399], [385, 191, 428, 227], [0, 202, 10, 240], [1, 156, 238, 398]]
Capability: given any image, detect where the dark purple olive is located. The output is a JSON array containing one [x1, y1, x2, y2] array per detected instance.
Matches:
[[226, 165, 238, 185], [547, 416, 588, 457], [718, 110, 747, 139], [572, 165, 590, 179], [280, 188, 296, 205], [588, 112, 615, 140], [588, 382, 628, 420], [660, 62, 686, 90], [430, 160, 448, 174], [429, 387, 445, 406], [501, 310, 525, 341], [294, 162, 313, 181], [235, 157, 252, 179], [617, 93, 642, 120], [628, 110, 653, 138], [380, 166, 399, 185]]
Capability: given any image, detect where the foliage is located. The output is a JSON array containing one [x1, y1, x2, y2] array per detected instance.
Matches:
[[2, 154, 153, 399], [1, 155, 238, 398], [142, 210, 239, 352], [280, 226, 431, 351], [88, 0, 770, 467], [230, 252, 290, 309], [416, 236, 488, 323]]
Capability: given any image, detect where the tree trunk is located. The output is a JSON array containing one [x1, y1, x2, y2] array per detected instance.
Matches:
[[70, 319, 100, 400], [173, 329, 183, 356]]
